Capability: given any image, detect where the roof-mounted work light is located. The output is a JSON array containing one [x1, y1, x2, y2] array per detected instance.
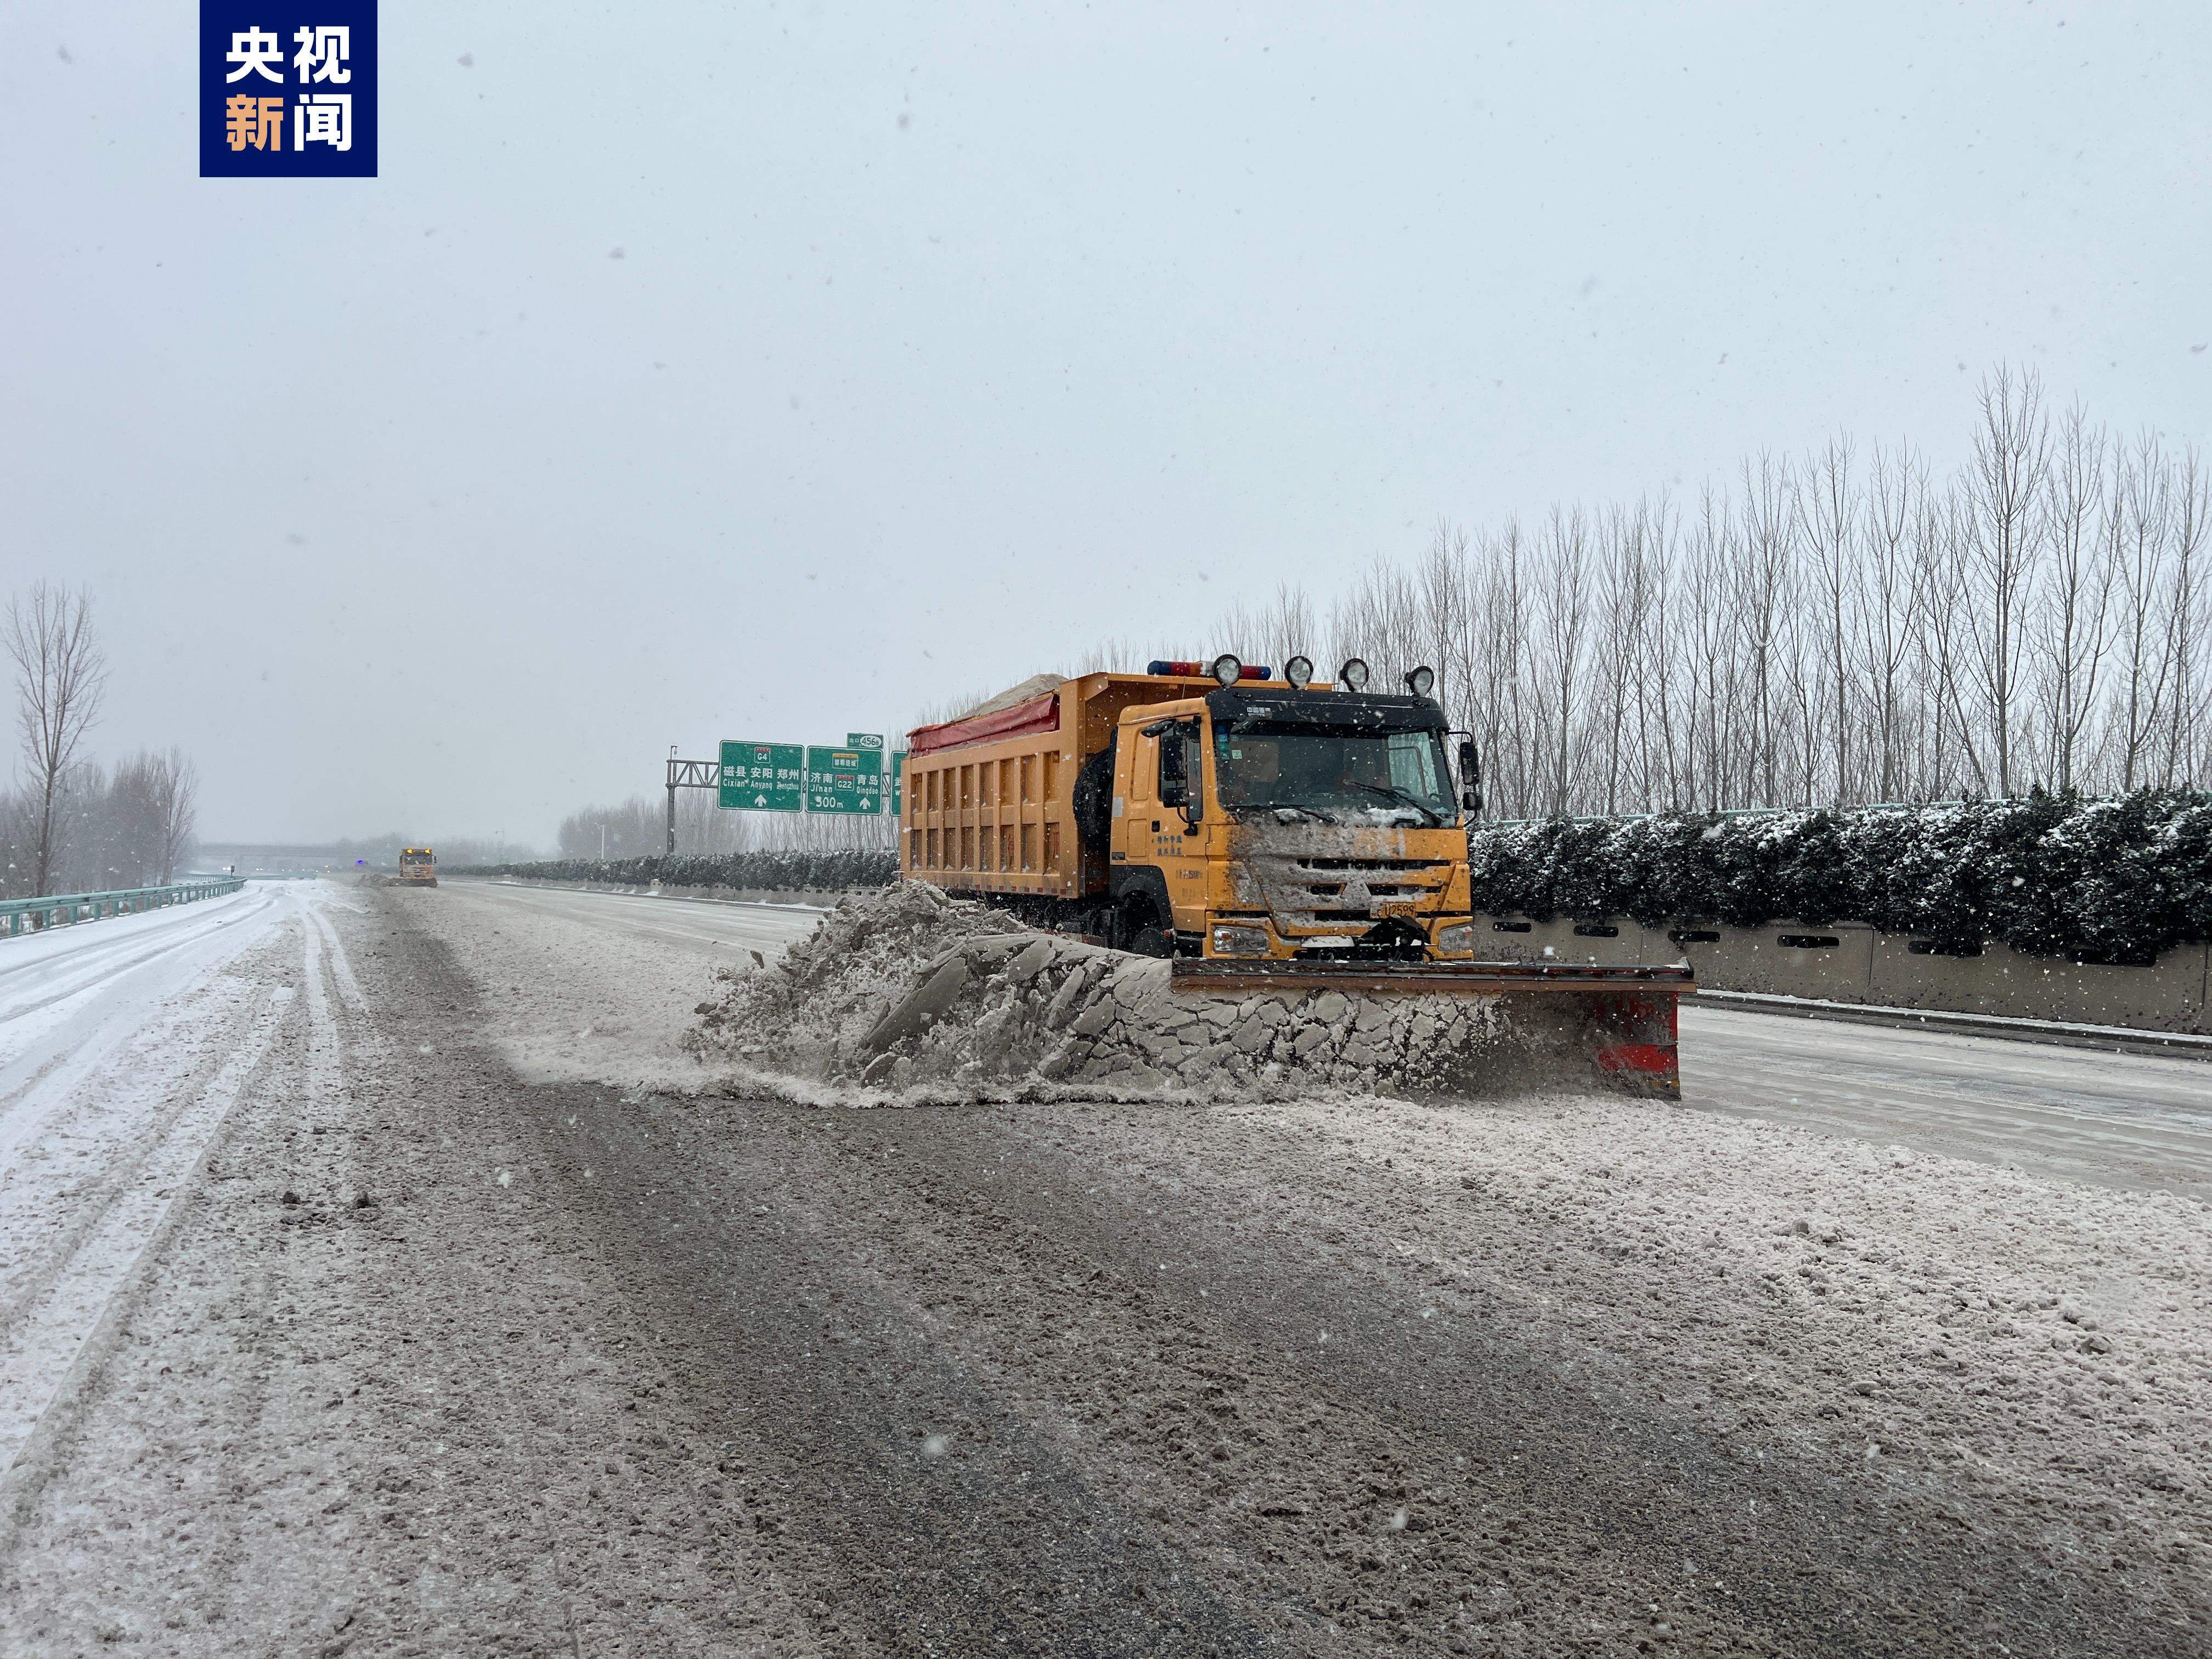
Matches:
[[1404, 665, 1436, 697], [1337, 657, 1371, 692], [1210, 653, 1244, 687], [1283, 655, 1314, 689]]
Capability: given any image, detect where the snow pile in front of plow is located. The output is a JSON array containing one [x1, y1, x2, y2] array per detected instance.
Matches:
[[685, 882, 1571, 1100]]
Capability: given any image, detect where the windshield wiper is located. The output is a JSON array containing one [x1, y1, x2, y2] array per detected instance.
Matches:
[[1346, 782, 1443, 825], [1248, 800, 1329, 822]]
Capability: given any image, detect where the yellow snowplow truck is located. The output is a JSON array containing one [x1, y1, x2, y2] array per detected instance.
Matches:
[[900, 656, 1693, 1092], [397, 848, 438, 887]]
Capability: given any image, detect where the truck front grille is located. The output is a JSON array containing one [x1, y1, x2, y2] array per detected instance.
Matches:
[[1295, 858, 1449, 873], [1229, 852, 1452, 934]]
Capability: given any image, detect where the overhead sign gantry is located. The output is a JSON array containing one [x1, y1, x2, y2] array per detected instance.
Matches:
[[661, 732, 907, 854]]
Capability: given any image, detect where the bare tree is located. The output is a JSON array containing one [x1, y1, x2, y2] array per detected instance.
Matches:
[[1590, 505, 1654, 814], [1180, 363, 2186, 817], [1799, 435, 1860, 802], [5, 583, 108, 896], [2030, 404, 2114, 791], [2165, 445, 2207, 785], [1250, 581, 1324, 678], [147, 749, 201, 884], [1637, 497, 1683, 808], [1208, 580, 1319, 679], [1413, 525, 1471, 725], [2108, 431, 2176, 789], [1962, 366, 2051, 795], [1328, 556, 1423, 692], [1531, 508, 1592, 815], [1734, 454, 1795, 805], [1777, 592, 1828, 806], [1674, 489, 1731, 810], [1464, 522, 1531, 817], [1921, 493, 1979, 796], [1861, 441, 1928, 800]]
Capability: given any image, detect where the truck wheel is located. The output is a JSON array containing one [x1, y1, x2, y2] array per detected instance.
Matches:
[[1071, 740, 1118, 859], [1116, 895, 1171, 958]]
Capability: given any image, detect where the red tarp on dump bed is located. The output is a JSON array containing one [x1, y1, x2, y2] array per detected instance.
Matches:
[[908, 692, 1061, 758]]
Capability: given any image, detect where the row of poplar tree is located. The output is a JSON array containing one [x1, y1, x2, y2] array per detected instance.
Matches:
[[1170, 365, 2204, 820]]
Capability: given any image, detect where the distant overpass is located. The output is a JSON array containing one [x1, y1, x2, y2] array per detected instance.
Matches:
[[194, 841, 397, 874]]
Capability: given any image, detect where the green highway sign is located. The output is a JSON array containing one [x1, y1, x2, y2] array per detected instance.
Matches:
[[719, 741, 804, 812], [890, 749, 907, 816], [845, 732, 884, 751], [805, 744, 884, 814]]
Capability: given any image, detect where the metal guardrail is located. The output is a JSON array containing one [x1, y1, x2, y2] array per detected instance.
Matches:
[[0, 877, 248, 936]]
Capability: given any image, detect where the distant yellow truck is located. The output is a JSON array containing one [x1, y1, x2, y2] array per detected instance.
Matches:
[[397, 848, 438, 887]]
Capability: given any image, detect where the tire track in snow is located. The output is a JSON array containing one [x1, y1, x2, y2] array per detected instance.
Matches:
[[301, 896, 341, 1101], [0, 887, 275, 1047], [303, 898, 366, 1013], [0, 979, 289, 1494], [198, 913, 368, 1648], [0, 961, 283, 1355], [0, 887, 285, 1180]]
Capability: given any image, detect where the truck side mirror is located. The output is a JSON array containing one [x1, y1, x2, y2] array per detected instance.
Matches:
[[1457, 738, 1482, 815]]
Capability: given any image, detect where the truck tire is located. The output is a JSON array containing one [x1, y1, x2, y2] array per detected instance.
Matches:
[[1115, 893, 1172, 957], [1071, 735, 1118, 858]]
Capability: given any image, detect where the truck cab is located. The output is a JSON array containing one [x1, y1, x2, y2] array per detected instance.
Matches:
[[1106, 684, 1477, 960]]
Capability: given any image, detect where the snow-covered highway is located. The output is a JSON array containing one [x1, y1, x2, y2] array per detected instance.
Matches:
[[459, 879, 2212, 1200], [1680, 1003, 2212, 1200], [0, 876, 2205, 1656], [445, 876, 827, 958], [0, 884, 300, 1484]]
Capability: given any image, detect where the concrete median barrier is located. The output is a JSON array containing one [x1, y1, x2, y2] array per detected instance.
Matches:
[[1474, 913, 2209, 1036]]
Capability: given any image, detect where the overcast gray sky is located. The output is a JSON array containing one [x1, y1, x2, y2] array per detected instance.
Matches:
[[3, 2, 2207, 844]]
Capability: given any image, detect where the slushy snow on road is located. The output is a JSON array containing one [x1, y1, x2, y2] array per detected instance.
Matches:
[[0, 884, 309, 1483]]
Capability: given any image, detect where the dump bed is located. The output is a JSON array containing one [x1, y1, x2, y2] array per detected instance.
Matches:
[[901, 672, 1211, 902]]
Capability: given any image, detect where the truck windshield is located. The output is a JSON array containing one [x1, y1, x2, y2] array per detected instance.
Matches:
[[1212, 723, 1454, 825]]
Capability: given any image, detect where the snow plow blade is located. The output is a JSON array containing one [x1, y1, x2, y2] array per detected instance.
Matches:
[[1169, 958, 1696, 1096]]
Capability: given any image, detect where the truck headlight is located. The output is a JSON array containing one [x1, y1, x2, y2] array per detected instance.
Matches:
[[1211, 924, 1270, 957], [1432, 923, 1475, 956]]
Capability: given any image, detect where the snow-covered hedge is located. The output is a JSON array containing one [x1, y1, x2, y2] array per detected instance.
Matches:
[[446, 849, 899, 892], [450, 796, 2212, 961], [1465, 790, 2212, 964]]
